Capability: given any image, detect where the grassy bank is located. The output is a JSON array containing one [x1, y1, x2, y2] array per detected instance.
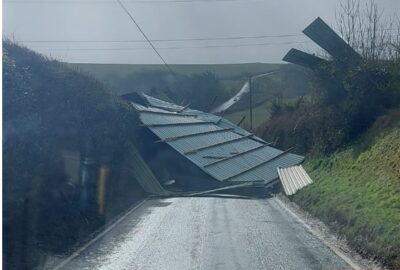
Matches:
[[293, 110, 400, 268]]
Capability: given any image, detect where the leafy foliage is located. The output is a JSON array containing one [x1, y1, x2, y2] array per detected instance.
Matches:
[[260, 58, 400, 154], [3, 41, 142, 270], [259, 0, 400, 155], [166, 72, 228, 111]]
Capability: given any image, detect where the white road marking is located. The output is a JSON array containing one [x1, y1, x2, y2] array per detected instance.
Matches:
[[274, 197, 363, 270]]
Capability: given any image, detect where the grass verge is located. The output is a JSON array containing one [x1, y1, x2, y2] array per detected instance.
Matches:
[[293, 110, 400, 269]]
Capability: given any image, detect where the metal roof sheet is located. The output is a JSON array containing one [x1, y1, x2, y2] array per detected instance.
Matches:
[[128, 143, 170, 196], [134, 94, 304, 185], [143, 94, 185, 112], [277, 165, 313, 195]]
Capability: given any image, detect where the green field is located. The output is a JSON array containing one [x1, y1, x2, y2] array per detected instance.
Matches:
[[293, 109, 400, 268], [70, 63, 281, 79], [70, 62, 309, 100], [73, 62, 288, 130], [71, 62, 309, 131], [70, 63, 283, 96], [225, 101, 271, 129], [224, 96, 305, 130]]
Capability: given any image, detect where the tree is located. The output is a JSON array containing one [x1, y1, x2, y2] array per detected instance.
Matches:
[[336, 0, 400, 61]]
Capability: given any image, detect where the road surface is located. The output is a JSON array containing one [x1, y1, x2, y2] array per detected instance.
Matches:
[[58, 196, 351, 270]]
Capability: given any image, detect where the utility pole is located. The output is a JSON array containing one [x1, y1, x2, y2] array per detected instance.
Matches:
[[248, 71, 276, 130], [249, 76, 253, 130], [211, 71, 274, 128]]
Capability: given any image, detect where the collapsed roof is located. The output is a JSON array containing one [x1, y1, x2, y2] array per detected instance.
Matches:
[[129, 93, 304, 187]]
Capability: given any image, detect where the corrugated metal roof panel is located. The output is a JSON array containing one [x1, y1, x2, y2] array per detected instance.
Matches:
[[128, 143, 170, 196], [140, 113, 202, 126], [143, 94, 255, 137], [132, 103, 197, 117], [151, 124, 221, 138], [177, 138, 263, 168], [134, 94, 304, 185], [277, 165, 313, 195], [226, 152, 304, 183], [143, 94, 184, 111]]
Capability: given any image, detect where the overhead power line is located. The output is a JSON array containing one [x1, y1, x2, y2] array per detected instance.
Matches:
[[18, 34, 305, 44], [14, 29, 399, 44], [115, 0, 174, 74], [5, 0, 263, 3], [27, 41, 312, 51]]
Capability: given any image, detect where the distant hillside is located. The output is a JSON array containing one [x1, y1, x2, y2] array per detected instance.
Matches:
[[70, 63, 286, 100], [70, 62, 282, 80], [71, 62, 311, 129]]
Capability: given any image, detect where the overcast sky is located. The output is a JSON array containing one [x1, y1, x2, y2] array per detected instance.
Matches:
[[3, 0, 400, 64]]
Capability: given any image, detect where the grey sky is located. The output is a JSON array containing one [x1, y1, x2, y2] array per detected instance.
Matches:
[[3, 0, 400, 64]]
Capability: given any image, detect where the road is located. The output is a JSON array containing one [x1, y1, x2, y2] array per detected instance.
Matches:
[[58, 196, 351, 270]]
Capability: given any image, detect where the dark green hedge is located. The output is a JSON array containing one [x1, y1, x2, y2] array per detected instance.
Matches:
[[3, 41, 143, 270]]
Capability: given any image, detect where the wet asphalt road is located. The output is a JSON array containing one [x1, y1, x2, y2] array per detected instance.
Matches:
[[59, 196, 350, 270]]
